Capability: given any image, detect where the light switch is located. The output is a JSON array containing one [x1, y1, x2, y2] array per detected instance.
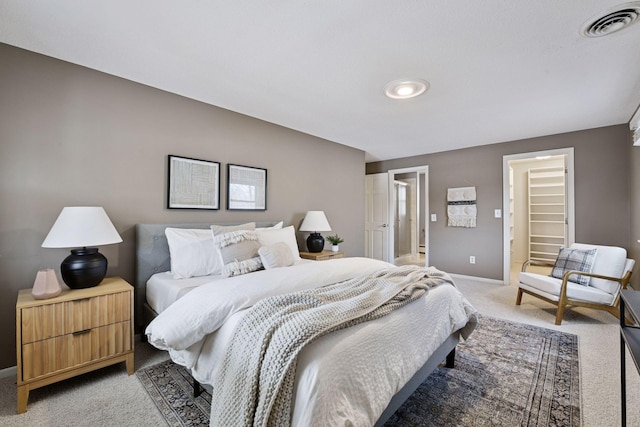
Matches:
[[494, 209, 502, 218], [430, 214, 437, 222]]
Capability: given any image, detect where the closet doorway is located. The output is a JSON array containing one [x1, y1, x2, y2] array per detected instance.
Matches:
[[502, 148, 575, 284]]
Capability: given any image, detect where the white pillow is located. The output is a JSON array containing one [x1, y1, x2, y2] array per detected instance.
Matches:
[[256, 221, 283, 231], [256, 225, 301, 261], [259, 242, 294, 269], [165, 228, 221, 279]]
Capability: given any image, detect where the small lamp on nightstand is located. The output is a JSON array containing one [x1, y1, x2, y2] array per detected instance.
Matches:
[[42, 207, 122, 289], [299, 211, 332, 253]]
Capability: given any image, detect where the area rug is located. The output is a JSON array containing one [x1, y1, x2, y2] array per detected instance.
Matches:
[[136, 315, 580, 427]]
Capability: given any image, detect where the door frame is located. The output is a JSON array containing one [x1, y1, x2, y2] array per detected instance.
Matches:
[[502, 148, 575, 284], [388, 165, 429, 266]]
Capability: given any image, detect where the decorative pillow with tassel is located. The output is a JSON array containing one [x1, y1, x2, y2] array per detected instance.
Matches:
[[215, 229, 263, 277]]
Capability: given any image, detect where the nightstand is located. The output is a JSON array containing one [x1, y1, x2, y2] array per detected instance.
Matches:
[[299, 250, 345, 261], [16, 277, 134, 414]]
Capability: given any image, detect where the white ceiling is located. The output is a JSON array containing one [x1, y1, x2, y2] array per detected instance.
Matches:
[[2, 1, 640, 162]]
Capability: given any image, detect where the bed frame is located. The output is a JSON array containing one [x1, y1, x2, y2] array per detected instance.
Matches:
[[135, 222, 460, 426]]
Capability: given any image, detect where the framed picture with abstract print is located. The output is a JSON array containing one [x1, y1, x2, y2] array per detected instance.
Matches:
[[227, 164, 267, 211], [167, 155, 220, 210]]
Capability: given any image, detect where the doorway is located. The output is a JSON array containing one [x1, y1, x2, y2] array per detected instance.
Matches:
[[394, 180, 410, 258], [502, 148, 575, 284], [389, 166, 429, 267]]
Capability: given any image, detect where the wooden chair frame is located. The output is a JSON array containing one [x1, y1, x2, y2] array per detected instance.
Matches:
[[516, 259, 634, 325]]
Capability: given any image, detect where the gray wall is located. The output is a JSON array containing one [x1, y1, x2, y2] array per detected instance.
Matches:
[[0, 43, 366, 370], [367, 125, 632, 281]]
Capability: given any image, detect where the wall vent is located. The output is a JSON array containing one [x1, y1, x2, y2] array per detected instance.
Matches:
[[581, 2, 640, 37]]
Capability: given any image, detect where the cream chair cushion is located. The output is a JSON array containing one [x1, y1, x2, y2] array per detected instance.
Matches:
[[518, 272, 615, 305]]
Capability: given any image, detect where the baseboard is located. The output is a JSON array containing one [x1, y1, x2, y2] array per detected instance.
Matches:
[[450, 273, 506, 286], [0, 365, 16, 379]]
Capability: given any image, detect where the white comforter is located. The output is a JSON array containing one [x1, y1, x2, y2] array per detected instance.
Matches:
[[146, 257, 477, 426]]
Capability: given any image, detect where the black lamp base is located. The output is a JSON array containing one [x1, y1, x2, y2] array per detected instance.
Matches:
[[306, 232, 325, 253], [60, 247, 108, 289]]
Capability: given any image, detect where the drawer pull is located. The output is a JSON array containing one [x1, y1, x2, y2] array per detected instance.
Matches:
[[72, 329, 92, 336], [73, 298, 91, 303]]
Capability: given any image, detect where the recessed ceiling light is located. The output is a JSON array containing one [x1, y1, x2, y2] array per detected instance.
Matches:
[[384, 79, 429, 99], [581, 2, 640, 37]]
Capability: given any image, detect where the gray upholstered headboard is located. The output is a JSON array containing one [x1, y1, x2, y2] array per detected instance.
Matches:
[[135, 221, 280, 326]]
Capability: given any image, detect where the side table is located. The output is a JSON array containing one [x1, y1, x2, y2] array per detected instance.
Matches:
[[16, 277, 134, 413], [299, 250, 345, 261]]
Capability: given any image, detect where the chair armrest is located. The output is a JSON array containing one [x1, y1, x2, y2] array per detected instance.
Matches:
[[559, 269, 633, 302], [521, 259, 554, 272], [562, 270, 629, 285]]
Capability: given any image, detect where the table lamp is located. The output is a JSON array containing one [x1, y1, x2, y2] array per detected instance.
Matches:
[[299, 211, 332, 253], [42, 207, 122, 289]]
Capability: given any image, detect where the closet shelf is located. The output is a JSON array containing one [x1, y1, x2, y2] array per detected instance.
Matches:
[[530, 234, 565, 239], [531, 251, 559, 256], [529, 183, 564, 188], [528, 165, 566, 261]]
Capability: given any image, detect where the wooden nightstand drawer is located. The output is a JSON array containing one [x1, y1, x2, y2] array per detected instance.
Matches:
[[21, 291, 131, 343], [21, 320, 132, 381]]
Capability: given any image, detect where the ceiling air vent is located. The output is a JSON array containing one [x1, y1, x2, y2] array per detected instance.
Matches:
[[581, 2, 640, 37]]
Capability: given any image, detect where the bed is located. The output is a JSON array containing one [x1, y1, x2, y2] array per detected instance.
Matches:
[[136, 222, 477, 426]]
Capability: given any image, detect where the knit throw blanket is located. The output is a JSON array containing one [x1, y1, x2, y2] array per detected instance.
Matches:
[[209, 265, 455, 427], [447, 186, 477, 227]]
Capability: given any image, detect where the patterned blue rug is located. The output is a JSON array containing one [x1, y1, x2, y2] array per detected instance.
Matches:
[[137, 315, 580, 426]]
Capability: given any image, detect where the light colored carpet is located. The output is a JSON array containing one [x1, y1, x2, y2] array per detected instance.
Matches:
[[0, 275, 638, 426]]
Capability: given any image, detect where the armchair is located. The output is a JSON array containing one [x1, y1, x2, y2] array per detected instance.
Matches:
[[515, 243, 635, 325]]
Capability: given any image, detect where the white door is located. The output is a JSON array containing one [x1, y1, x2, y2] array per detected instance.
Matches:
[[365, 173, 389, 261]]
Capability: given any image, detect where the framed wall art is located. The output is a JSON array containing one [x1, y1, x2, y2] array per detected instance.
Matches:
[[167, 155, 220, 210], [227, 164, 267, 211]]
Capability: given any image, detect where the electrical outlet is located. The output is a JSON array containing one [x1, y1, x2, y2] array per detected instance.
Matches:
[[469, 256, 476, 264], [494, 209, 502, 218], [431, 214, 437, 222]]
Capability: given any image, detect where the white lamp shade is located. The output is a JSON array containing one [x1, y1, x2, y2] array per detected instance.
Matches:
[[42, 207, 123, 248], [299, 211, 332, 232]]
